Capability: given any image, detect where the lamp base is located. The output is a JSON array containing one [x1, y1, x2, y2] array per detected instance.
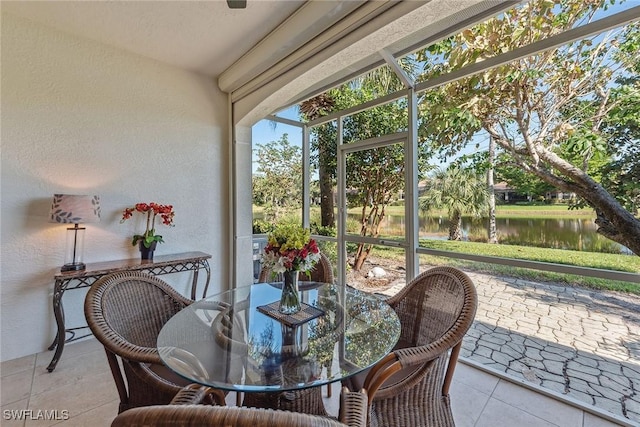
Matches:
[[61, 263, 86, 272]]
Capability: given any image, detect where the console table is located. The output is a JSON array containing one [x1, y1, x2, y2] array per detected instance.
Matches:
[[47, 251, 211, 372]]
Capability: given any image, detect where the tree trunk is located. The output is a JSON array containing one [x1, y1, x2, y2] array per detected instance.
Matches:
[[449, 211, 462, 241], [300, 96, 336, 228], [493, 134, 640, 256], [536, 147, 640, 255], [318, 153, 334, 227], [353, 243, 372, 271], [487, 135, 498, 244]]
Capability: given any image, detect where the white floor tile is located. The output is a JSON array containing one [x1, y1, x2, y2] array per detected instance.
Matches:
[[1, 398, 29, 427], [1, 355, 36, 378], [475, 398, 559, 427], [26, 371, 118, 427], [454, 361, 500, 395], [34, 338, 102, 370], [450, 379, 491, 427], [1, 371, 32, 406], [48, 400, 119, 427], [492, 379, 583, 427], [583, 412, 629, 427], [31, 348, 109, 396]]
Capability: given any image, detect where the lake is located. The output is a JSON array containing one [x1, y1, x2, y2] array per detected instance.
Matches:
[[353, 214, 630, 254]]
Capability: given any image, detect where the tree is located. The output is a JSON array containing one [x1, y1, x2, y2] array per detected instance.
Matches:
[[253, 134, 303, 222], [337, 82, 411, 271], [301, 61, 430, 270], [495, 156, 556, 201], [417, 0, 640, 255], [487, 135, 498, 243], [598, 71, 640, 214], [348, 143, 406, 270], [419, 166, 490, 240], [300, 94, 337, 228]]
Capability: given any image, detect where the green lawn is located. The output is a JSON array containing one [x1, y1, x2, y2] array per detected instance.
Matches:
[[494, 205, 595, 218], [256, 203, 596, 219], [370, 239, 640, 294], [376, 204, 595, 219], [419, 239, 638, 272]]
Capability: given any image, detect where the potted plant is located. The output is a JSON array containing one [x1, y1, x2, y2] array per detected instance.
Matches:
[[121, 202, 175, 259], [261, 223, 320, 314]]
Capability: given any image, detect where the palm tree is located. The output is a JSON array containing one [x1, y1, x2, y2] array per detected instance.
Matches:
[[419, 166, 490, 241]]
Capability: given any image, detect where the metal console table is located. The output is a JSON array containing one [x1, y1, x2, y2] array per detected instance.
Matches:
[[47, 251, 211, 372]]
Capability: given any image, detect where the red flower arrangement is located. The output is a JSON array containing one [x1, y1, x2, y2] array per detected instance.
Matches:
[[261, 224, 320, 274], [121, 202, 175, 248]]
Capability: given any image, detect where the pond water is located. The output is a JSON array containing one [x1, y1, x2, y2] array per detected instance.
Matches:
[[350, 214, 630, 254]]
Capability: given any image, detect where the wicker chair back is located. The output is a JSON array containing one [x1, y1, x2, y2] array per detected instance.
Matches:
[[111, 386, 369, 427], [84, 271, 224, 413], [360, 266, 478, 427]]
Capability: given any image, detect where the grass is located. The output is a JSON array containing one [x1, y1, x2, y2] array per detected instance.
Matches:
[[493, 205, 595, 218], [255, 204, 596, 219], [367, 240, 640, 294], [419, 239, 639, 272], [369, 204, 596, 219]]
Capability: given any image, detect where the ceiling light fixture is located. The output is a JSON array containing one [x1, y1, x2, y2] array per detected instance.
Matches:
[[227, 0, 247, 9]]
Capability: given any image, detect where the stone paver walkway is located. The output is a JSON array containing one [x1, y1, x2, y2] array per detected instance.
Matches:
[[381, 270, 640, 425]]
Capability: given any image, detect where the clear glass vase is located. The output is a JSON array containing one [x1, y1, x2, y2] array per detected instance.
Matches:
[[280, 270, 301, 314]]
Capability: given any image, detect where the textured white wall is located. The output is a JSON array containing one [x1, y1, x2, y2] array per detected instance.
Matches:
[[0, 14, 229, 362]]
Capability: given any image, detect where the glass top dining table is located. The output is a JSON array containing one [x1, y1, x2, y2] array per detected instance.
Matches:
[[157, 281, 401, 393]]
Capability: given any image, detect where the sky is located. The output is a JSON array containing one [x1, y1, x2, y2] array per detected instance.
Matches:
[[251, 106, 302, 151], [251, 106, 303, 173]]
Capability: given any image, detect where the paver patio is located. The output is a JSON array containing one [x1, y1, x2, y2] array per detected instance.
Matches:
[[380, 270, 640, 425]]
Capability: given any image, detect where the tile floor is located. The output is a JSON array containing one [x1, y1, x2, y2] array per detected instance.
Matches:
[[1, 339, 632, 427]]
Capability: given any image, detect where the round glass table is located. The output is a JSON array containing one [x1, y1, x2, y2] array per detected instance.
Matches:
[[157, 282, 401, 393]]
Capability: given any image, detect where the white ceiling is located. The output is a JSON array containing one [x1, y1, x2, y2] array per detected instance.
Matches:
[[2, 0, 522, 120], [2, 0, 306, 77]]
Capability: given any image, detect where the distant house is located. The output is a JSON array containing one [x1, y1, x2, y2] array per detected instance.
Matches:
[[494, 182, 530, 203], [493, 182, 575, 204]]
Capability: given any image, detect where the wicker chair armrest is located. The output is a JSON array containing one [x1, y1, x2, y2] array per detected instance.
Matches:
[[338, 387, 368, 427], [158, 347, 212, 381], [361, 353, 402, 400], [393, 333, 460, 368], [212, 302, 250, 355], [362, 349, 442, 401], [196, 299, 230, 311], [112, 340, 162, 365], [170, 384, 226, 406], [130, 363, 226, 406]]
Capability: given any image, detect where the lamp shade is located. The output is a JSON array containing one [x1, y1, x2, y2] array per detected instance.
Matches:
[[50, 194, 101, 224]]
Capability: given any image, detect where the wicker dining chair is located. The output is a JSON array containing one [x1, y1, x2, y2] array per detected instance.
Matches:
[[111, 385, 368, 427], [244, 251, 334, 415], [344, 266, 477, 427], [84, 271, 226, 413]]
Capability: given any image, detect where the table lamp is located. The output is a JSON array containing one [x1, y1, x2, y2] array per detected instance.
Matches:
[[49, 194, 101, 272]]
